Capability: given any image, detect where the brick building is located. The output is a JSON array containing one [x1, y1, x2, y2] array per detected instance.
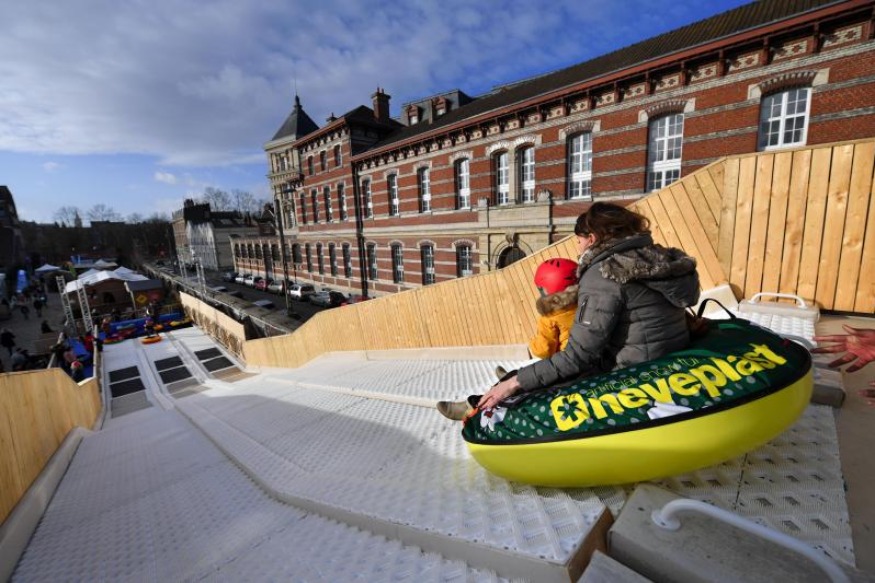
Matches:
[[240, 0, 875, 298]]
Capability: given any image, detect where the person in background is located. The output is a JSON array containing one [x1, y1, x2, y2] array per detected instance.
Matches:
[[438, 202, 700, 420], [11, 347, 29, 371], [32, 296, 43, 317], [70, 359, 85, 382], [41, 320, 53, 334], [813, 325, 875, 405], [1, 328, 16, 356]]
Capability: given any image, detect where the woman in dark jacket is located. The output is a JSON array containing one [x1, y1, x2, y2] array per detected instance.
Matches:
[[440, 202, 700, 418]]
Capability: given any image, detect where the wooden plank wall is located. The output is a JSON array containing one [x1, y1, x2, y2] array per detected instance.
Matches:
[[0, 369, 101, 523], [240, 139, 875, 369], [180, 293, 247, 358]]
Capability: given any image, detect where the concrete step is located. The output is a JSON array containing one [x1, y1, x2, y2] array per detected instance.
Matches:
[[608, 484, 868, 583], [577, 550, 653, 582]]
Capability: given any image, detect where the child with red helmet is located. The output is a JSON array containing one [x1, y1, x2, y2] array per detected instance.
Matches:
[[529, 258, 579, 359]]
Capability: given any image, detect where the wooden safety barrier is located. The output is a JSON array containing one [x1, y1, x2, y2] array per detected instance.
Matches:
[[223, 139, 875, 369], [0, 369, 101, 523]]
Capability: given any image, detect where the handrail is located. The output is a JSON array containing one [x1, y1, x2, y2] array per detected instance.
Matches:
[[651, 499, 849, 583]]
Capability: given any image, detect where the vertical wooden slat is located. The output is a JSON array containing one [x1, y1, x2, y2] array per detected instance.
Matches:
[[717, 159, 739, 286], [816, 144, 854, 309], [745, 154, 774, 298], [854, 145, 875, 312], [835, 142, 875, 310], [763, 151, 792, 296], [684, 174, 720, 250], [797, 146, 833, 303], [730, 157, 756, 298], [665, 183, 722, 288], [645, 195, 683, 249], [779, 149, 812, 297], [695, 168, 723, 233]]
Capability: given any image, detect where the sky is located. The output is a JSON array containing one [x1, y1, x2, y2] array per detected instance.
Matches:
[[0, 0, 752, 225]]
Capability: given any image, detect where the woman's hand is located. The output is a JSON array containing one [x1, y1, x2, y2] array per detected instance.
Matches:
[[477, 376, 521, 410], [812, 325, 875, 373]]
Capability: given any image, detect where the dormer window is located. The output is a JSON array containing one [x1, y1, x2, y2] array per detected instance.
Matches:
[[435, 97, 448, 117], [410, 113, 419, 124], [406, 105, 421, 125]]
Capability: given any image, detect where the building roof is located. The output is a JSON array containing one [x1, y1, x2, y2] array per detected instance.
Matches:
[[270, 95, 320, 142], [367, 0, 842, 152], [124, 278, 163, 292], [65, 267, 148, 293]]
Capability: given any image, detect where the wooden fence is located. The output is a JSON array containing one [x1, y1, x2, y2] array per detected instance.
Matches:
[[0, 369, 101, 523], [180, 294, 247, 359], [238, 139, 875, 368]]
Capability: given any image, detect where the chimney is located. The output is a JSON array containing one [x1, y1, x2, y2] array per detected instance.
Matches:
[[372, 87, 391, 123]]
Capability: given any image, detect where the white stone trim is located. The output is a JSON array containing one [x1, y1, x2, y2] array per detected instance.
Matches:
[[748, 68, 829, 100], [559, 120, 601, 140], [638, 98, 696, 123]]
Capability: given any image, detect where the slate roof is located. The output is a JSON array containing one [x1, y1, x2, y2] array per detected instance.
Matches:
[[368, 0, 843, 152], [270, 95, 320, 142]]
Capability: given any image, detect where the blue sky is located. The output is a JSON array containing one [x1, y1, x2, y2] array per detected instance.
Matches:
[[0, 0, 750, 224]]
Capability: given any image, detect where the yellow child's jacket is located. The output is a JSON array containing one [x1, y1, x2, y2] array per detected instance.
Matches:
[[528, 285, 579, 359]]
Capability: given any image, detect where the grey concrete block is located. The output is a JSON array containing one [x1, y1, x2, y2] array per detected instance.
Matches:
[[608, 484, 851, 583], [577, 550, 653, 583], [812, 367, 846, 407]]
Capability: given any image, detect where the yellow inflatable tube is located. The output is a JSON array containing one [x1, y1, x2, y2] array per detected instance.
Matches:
[[462, 318, 813, 487], [467, 368, 811, 487]]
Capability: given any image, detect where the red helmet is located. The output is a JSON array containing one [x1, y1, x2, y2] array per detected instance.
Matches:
[[534, 258, 579, 295]]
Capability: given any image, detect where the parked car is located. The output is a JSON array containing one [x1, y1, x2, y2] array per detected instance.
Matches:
[[252, 299, 275, 310], [310, 289, 348, 308], [210, 285, 229, 293], [222, 271, 238, 282], [342, 294, 371, 306], [267, 279, 287, 294], [255, 278, 271, 291], [235, 273, 247, 284], [288, 283, 316, 301]]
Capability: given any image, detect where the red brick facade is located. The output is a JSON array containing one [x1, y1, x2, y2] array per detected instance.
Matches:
[[241, 1, 875, 299]]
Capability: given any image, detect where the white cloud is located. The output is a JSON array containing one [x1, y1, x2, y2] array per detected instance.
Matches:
[[42, 161, 61, 172], [154, 171, 178, 184], [0, 0, 747, 169]]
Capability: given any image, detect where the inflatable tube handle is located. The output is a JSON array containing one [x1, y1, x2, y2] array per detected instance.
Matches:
[[748, 292, 809, 309], [694, 298, 736, 320], [652, 499, 849, 583]]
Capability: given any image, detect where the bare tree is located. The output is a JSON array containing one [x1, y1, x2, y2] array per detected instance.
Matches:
[[86, 204, 122, 223], [126, 212, 144, 224], [231, 189, 259, 215], [200, 187, 232, 211], [54, 206, 82, 227], [146, 212, 170, 223]]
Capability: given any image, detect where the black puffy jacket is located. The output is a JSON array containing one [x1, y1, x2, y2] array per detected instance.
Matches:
[[516, 233, 700, 392]]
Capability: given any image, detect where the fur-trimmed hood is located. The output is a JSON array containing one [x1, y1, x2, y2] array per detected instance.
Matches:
[[579, 233, 700, 308], [535, 284, 578, 316]]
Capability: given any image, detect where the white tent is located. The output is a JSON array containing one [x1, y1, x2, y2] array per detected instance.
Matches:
[[94, 259, 118, 269], [34, 264, 61, 274], [65, 267, 148, 293]]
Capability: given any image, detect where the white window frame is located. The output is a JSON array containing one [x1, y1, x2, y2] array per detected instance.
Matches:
[[421, 245, 435, 285], [456, 244, 472, 277], [329, 243, 338, 276], [324, 186, 333, 221], [456, 158, 470, 209], [568, 133, 593, 200], [391, 244, 404, 283], [338, 183, 348, 221], [342, 243, 352, 278], [495, 151, 510, 205], [519, 146, 535, 203], [362, 179, 373, 218], [646, 113, 684, 192], [418, 168, 431, 213], [388, 174, 399, 216], [758, 87, 811, 151], [367, 244, 378, 281]]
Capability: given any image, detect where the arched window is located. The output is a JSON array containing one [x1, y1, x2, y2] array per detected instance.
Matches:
[[417, 168, 431, 213], [567, 133, 593, 199], [391, 243, 404, 283], [319, 151, 326, 172], [518, 146, 535, 203], [305, 243, 313, 272], [646, 113, 684, 191], [271, 244, 279, 261], [292, 244, 302, 265], [338, 183, 348, 221], [329, 243, 338, 276], [455, 158, 470, 209], [342, 243, 352, 278], [311, 189, 320, 222], [333, 145, 342, 167], [388, 174, 399, 216], [255, 244, 263, 260], [234, 244, 240, 257], [494, 151, 509, 205], [307, 156, 314, 175], [367, 243, 378, 281], [758, 88, 811, 151], [299, 194, 308, 225], [420, 244, 435, 285], [316, 242, 324, 274], [362, 179, 373, 218], [456, 244, 473, 277], [324, 186, 333, 221]]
